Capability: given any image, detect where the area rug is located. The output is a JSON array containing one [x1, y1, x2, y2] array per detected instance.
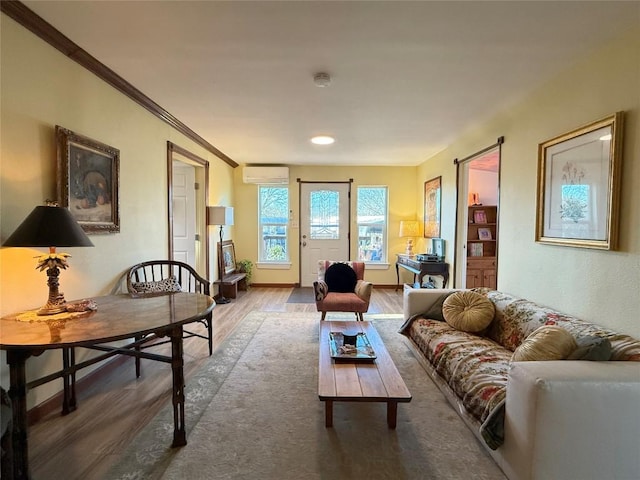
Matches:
[[106, 312, 505, 480], [286, 287, 316, 303]]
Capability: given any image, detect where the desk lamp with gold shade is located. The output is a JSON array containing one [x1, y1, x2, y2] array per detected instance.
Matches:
[[3, 204, 94, 315]]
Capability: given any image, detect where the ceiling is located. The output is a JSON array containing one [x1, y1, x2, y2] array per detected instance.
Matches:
[[20, 1, 639, 167]]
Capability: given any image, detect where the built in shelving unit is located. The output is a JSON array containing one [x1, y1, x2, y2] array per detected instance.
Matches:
[[466, 205, 497, 289]]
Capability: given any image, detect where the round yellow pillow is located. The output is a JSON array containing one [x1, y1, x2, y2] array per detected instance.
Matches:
[[442, 291, 495, 333], [512, 325, 577, 361]]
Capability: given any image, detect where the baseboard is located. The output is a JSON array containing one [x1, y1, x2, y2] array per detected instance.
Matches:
[[250, 283, 400, 289], [26, 354, 131, 426]]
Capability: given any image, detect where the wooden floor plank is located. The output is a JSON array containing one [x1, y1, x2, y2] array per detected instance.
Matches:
[[27, 286, 404, 479]]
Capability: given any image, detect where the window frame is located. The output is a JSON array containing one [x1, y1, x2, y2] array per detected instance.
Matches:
[[356, 185, 388, 264], [258, 185, 290, 264]]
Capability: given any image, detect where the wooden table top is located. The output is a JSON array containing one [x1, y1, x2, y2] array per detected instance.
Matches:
[[318, 321, 412, 402], [0, 293, 215, 350]]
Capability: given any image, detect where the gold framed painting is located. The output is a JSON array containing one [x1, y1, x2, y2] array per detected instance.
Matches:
[[424, 176, 441, 238], [536, 112, 623, 250], [56, 126, 120, 234]]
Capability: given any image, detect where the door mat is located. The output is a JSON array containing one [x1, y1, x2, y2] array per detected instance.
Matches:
[[286, 287, 316, 303]]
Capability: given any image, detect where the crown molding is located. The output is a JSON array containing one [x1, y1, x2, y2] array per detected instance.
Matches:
[[1, 1, 238, 168]]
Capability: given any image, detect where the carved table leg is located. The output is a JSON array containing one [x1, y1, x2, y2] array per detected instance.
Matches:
[[61, 347, 77, 415], [169, 325, 187, 447], [6, 350, 31, 480]]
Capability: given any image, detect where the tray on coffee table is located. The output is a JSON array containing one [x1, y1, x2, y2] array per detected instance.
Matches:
[[329, 331, 376, 361]]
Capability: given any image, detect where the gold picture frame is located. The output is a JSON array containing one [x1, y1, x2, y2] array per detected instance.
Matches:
[[56, 126, 120, 234], [536, 112, 623, 250], [423, 176, 441, 238]]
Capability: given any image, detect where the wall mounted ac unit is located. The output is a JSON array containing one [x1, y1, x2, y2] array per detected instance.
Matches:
[[242, 166, 289, 184]]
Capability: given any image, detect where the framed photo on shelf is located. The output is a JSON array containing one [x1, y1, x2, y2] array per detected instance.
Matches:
[[56, 125, 120, 234], [473, 209, 487, 224], [478, 228, 492, 240], [536, 112, 623, 250], [423, 176, 441, 238]]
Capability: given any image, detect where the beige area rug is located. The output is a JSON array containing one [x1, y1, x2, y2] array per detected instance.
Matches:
[[106, 312, 505, 480]]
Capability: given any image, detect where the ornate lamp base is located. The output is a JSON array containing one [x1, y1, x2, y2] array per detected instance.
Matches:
[[37, 265, 67, 316]]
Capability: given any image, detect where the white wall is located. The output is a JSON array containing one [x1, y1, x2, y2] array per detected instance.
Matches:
[[468, 169, 498, 207]]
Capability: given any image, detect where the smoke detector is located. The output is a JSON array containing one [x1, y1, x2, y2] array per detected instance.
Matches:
[[313, 72, 331, 87]]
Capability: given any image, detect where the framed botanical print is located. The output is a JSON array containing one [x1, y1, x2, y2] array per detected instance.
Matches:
[[536, 112, 623, 250], [56, 126, 120, 234], [424, 176, 441, 238]]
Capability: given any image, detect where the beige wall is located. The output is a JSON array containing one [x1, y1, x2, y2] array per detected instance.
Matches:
[[233, 165, 421, 287], [2, 14, 639, 409], [417, 26, 640, 338], [0, 16, 235, 405]]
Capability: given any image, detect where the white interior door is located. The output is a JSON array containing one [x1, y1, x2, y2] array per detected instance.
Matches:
[[300, 182, 351, 287], [172, 162, 197, 267]]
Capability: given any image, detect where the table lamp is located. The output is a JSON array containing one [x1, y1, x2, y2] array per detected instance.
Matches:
[[3, 204, 94, 315], [207, 206, 234, 304], [399, 220, 419, 256]]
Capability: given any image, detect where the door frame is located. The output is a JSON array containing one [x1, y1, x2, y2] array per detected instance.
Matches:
[[297, 179, 353, 287], [453, 137, 503, 288], [167, 141, 210, 278]]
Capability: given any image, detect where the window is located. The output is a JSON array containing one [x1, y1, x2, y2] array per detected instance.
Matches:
[[309, 190, 340, 239], [258, 186, 289, 262], [357, 186, 388, 262]]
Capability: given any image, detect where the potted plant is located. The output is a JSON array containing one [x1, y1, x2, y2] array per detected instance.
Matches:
[[236, 259, 254, 286]]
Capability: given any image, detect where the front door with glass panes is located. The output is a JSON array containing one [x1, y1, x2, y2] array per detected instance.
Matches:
[[300, 182, 351, 287]]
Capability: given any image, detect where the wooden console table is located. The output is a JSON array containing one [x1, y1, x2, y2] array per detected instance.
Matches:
[[0, 292, 215, 480], [395, 254, 449, 290]]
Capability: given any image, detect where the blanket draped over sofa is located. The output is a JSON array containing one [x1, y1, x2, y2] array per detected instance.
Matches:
[[400, 288, 640, 452]]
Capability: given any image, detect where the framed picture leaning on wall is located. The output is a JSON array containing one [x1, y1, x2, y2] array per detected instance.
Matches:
[[56, 126, 120, 234]]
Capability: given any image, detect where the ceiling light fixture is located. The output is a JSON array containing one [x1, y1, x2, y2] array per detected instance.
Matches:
[[313, 72, 331, 87], [311, 135, 335, 145]]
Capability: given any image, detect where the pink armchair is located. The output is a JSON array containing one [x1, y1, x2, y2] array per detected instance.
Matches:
[[313, 260, 373, 321]]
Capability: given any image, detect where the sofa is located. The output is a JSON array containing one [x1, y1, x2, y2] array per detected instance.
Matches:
[[401, 287, 640, 480]]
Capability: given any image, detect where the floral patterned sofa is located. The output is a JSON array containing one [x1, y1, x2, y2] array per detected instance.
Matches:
[[401, 287, 640, 480]]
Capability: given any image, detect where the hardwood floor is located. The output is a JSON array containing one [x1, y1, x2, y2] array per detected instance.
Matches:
[[27, 287, 404, 479]]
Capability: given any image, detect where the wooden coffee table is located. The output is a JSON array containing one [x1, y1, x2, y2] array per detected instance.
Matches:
[[318, 320, 411, 428]]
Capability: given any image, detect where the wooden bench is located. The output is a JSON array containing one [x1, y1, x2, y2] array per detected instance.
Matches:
[[214, 272, 247, 299], [215, 240, 247, 300]]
